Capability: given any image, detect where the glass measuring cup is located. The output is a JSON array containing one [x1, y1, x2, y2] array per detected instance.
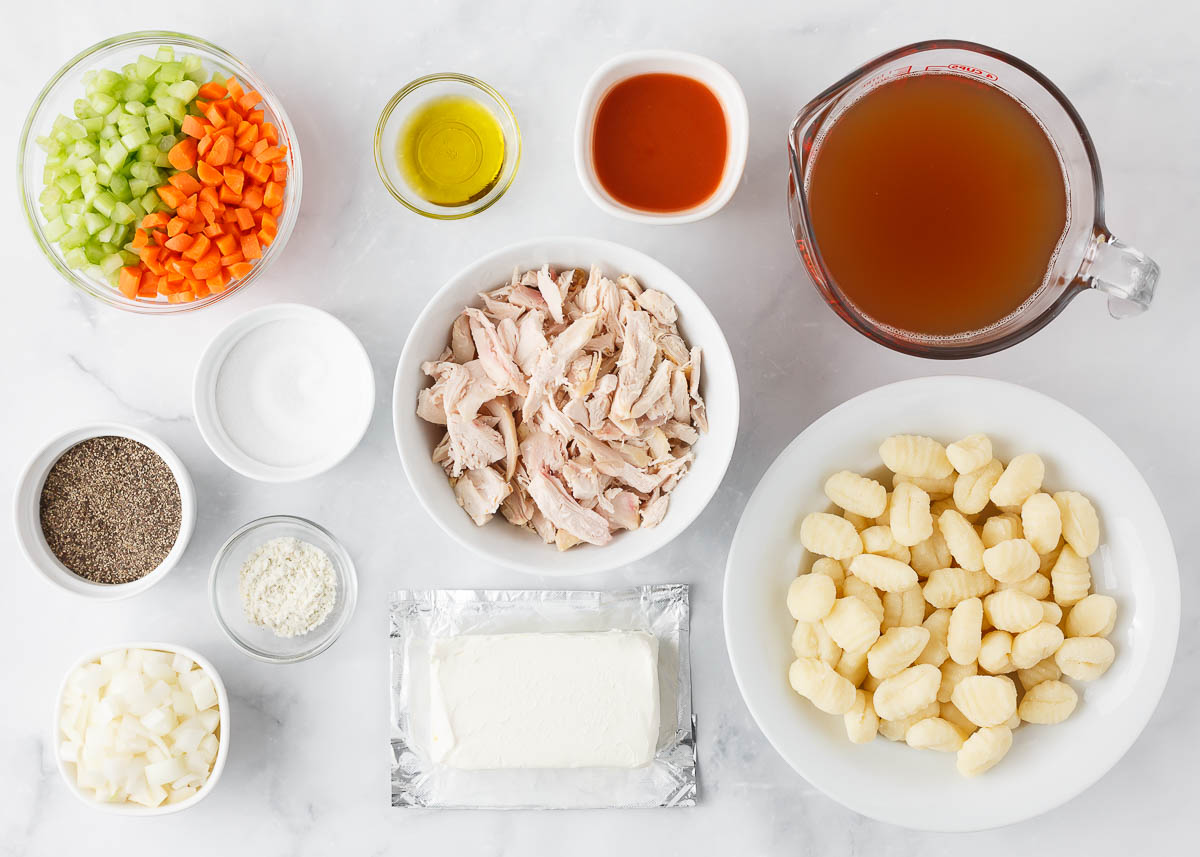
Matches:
[[787, 39, 1160, 358]]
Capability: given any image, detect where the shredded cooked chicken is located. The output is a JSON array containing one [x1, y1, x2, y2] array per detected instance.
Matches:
[[417, 264, 708, 549]]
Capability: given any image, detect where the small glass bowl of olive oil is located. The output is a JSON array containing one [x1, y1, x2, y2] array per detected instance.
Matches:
[[375, 74, 521, 219]]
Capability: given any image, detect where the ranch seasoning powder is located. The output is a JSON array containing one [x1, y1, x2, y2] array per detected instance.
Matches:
[[239, 537, 337, 637]]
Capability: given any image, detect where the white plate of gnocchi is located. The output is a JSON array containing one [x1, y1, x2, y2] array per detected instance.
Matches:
[[723, 376, 1179, 831]]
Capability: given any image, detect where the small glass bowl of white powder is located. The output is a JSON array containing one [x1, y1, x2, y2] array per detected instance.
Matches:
[[209, 516, 357, 663]]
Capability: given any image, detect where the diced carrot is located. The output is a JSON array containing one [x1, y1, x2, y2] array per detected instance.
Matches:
[[214, 234, 238, 255], [241, 233, 262, 261], [181, 115, 209, 139], [117, 266, 141, 299], [250, 139, 269, 159], [198, 200, 217, 224], [220, 252, 244, 266], [142, 212, 170, 229], [204, 103, 226, 129], [271, 162, 287, 182], [229, 261, 254, 279], [192, 252, 222, 280], [260, 212, 278, 233], [165, 216, 186, 237], [197, 134, 214, 158], [235, 90, 260, 113], [258, 228, 274, 247], [207, 270, 231, 292], [166, 137, 197, 171], [198, 81, 228, 100], [157, 184, 187, 209], [182, 233, 212, 261], [176, 196, 199, 222], [257, 145, 286, 164], [187, 217, 205, 234], [138, 245, 164, 272], [164, 232, 193, 252], [235, 207, 255, 230], [269, 203, 283, 218], [261, 123, 278, 145], [244, 156, 271, 184], [241, 186, 264, 211], [225, 77, 244, 100], [222, 167, 245, 195], [262, 181, 284, 208], [236, 122, 258, 151], [168, 172, 202, 196], [209, 134, 235, 166], [137, 277, 158, 298], [192, 279, 212, 299], [197, 161, 224, 186], [218, 185, 242, 205], [199, 186, 220, 210], [131, 229, 149, 250], [203, 223, 226, 239]]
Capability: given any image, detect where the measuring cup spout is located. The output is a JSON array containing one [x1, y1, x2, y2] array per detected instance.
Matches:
[[1084, 236, 1160, 318]]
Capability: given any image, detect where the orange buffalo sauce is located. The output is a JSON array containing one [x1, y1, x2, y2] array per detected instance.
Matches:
[[591, 73, 727, 212]]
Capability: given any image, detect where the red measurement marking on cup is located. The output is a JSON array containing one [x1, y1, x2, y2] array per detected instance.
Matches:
[[862, 65, 912, 90], [925, 63, 999, 81]]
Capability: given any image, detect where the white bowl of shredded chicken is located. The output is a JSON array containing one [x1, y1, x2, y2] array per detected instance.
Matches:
[[394, 236, 739, 575]]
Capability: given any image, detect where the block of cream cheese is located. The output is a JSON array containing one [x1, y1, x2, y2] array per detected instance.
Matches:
[[429, 630, 660, 770]]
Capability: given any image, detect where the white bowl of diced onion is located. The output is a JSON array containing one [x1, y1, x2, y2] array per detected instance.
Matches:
[[54, 643, 229, 814]]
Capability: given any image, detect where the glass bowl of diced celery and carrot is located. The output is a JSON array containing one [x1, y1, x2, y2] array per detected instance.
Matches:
[[18, 32, 302, 313]]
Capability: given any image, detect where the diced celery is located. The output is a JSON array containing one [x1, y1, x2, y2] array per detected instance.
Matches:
[[120, 249, 139, 266], [92, 191, 117, 218], [41, 204, 61, 221], [156, 95, 185, 122], [141, 190, 160, 213], [81, 173, 99, 203], [43, 217, 69, 242], [64, 247, 87, 268], [39, 185, 64, 206], [35, 134, 55, 152], [117, 113, 145, 134], [99, 124, 117, 141], [60, 227, 89, 250], [108, 172, 131, 201], [75, 156, 97, 174], [96, 221, 117, 244], [104, 105, 123, 125], [150, 82, 170, 102], [65, 120, 88, 140], [84, 242, 105, 264], [83, 211, 108, 235], [154, 152, 172, 169], [96, 163, 113, 185], [89, 93, 117, 114], [103, 142, 128, 170], [137, 143, 159, 162], [73, 98, 95, 119], [121, 62, 139, 81], [136, 55, 161, 81], [130, 177, 149, 197], [120, 128, 150, 149], [146, 108, 171, 135], [158, 134, 177, 152], [81, 116, 104, 133], [158, 62, 183, 84], [168, 80, 198, 102], [155, 46, 175, 62], [73, 139, 98, 158], [122, 81, 149, 103], [110, 202, 136, 225], [55, 174, 81, 196], [100, 253, 125, 274], [92, 69, 121, 93], [124, 100, 146, 116]]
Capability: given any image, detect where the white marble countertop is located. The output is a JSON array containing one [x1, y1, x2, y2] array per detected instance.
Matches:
[[2, 0, 1197, 853]]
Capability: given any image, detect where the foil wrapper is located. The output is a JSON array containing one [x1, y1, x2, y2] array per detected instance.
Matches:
[[390, 585, 696, 809]]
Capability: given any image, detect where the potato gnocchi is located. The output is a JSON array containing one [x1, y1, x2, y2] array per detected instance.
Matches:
[[783, 433, 1117, 776]]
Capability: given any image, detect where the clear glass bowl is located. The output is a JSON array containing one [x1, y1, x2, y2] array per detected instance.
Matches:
[[374, 73, 520, 219], [209, 516, 356, 663], [18, 31, 303, 314]]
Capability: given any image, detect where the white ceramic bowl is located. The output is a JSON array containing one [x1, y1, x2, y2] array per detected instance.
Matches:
[[574, 50, 749, 224], [723, 376, 1179, 831], [54, 641, 230, 815], [393, 236, 739, 576], [193, 303, 375, 482], [14, 423, 196, 599]]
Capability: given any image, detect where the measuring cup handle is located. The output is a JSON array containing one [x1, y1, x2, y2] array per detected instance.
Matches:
[[1085, 235, 1160, 318]]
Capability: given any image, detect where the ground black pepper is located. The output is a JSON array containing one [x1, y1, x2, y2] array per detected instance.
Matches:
[[39, 436, 182, 584]]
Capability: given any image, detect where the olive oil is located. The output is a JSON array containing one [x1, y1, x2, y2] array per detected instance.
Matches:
[[396, 96, 505, 207]]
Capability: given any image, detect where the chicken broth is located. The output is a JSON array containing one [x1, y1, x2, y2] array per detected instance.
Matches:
[[807, 73, 1068, 337]]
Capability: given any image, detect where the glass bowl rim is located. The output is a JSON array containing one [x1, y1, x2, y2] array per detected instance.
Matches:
[[18, 29, 303, 315], [208, 514, 357, 664], [373, 72, 521, 220]]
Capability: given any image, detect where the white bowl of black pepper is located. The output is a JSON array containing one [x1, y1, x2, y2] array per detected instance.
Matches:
[[14, 423, 196, 599]]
